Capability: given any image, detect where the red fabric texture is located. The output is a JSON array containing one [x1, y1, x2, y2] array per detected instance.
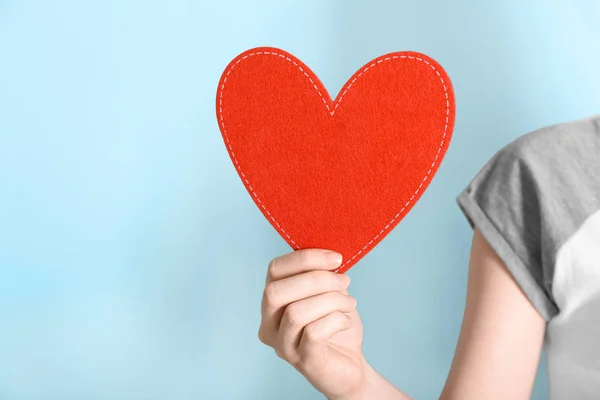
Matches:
[[216, 47, 455, 273]]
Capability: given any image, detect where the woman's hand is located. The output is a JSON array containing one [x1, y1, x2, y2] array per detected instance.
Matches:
[[258, 249, 367, 400]]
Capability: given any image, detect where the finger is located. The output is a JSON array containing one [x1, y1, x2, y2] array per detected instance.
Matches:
[[261, 271, 350, 343], [260, 253, 347, 348], [262, 270, 350, 326], [277, 292, 357, 363], [297, 311, 354, 367], [266, 249, 343, 284]]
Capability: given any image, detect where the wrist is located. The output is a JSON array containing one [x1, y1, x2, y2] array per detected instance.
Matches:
[[329, 356, 378, 400], [332, 356, 412, 400], [349, 359, 377, 400]]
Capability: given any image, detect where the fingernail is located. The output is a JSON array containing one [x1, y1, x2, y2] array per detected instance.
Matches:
[[349, 296, 357, 307], [324, 251, 343, 266], [339, 273, 350, 286]]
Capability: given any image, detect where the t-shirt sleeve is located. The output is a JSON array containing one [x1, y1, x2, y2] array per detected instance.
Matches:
[[456, 141, 558, 321]]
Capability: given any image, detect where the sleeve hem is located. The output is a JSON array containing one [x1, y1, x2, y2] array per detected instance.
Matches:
[[456, 190, 558, 322]]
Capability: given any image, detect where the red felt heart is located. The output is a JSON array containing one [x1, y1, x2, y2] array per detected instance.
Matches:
[[216, 47, 455, 273]]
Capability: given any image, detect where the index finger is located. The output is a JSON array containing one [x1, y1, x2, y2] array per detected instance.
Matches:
[[266, 248, 343, 284]]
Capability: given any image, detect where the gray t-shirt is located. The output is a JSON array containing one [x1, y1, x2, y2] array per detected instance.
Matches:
[[456, 114, 600, 399]]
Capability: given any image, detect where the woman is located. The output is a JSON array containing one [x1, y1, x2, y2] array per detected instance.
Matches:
[[257, 114, 600, 399]]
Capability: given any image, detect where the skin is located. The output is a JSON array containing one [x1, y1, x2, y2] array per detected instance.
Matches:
[[258, 228, 547, 399]]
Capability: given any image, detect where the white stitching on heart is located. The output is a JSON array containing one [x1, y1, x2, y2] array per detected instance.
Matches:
[[218, 50, 450, 271]]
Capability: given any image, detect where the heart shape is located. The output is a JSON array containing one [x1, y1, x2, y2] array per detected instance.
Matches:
[[216, 47, 455, 273]]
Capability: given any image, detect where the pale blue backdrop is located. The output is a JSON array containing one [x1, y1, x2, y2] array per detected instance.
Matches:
[[1, 1, 600, 399]]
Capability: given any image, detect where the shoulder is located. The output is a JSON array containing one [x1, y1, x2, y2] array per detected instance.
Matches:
[[495, 114, 600, 171], [455, 115, 600, 322], [459, 114, 600, 226]]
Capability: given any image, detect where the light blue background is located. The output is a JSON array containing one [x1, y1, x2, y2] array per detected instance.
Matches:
[[1, 1, 600, 399]]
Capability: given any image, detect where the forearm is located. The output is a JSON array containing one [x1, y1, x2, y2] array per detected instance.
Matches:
[[336, 358, 412, 400]]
